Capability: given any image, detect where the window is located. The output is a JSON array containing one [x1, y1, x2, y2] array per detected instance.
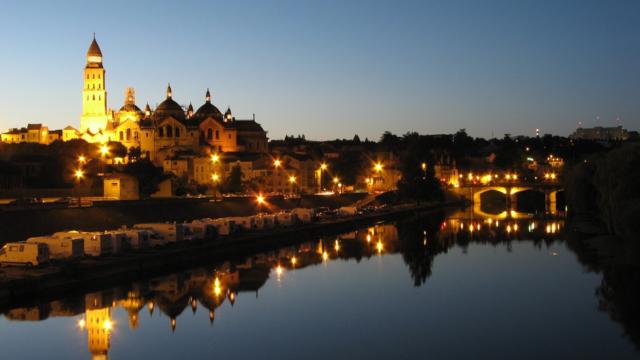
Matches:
[[158, 127, 164, 137], [134, 131, 139, 140], [92, 74, 95, 79], [175, 128, 180, 137], [126, 128, 131, 141], [166, 126, 173, 137], [92, 95, 95, 100], [207, 128, 213, 140], [119, 131, 124, 141], [216, 130, 219, 140]]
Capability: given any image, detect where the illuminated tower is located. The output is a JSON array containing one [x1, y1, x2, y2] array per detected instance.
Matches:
[[81, 35, 109, 134]]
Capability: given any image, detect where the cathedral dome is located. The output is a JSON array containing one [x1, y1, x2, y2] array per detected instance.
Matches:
[[194, 89, 223, 122], [154, 84, 185, 121]]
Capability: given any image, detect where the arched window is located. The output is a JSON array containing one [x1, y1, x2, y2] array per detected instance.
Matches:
[[86, 74, 89, 79], [92, 95, 95, 100], [92, 74, 95, 79], [175, 127, 180, 137], [134, 131, 139, 140], [215, 130, 219, 140], [119, 131, 124, 141], [126, 128, 131, 141], [166, 125, 173, 137], [98, 95, 101, 100], [207, 128, 213, 140], [158, 127, 164, 137]]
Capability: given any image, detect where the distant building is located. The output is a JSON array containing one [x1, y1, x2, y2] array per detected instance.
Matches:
[[570, 126, 629, 141], [1, 124, 61, 144]]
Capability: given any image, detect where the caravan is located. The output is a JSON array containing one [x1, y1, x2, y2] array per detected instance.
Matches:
[[275, 212, 294, 227], [133, 223, 186, 243], [227, 216, 255, 231], [291, 208, 314, 224], [26, 236, 84, 260], [53, 231, 112, 256], [104, 231, 128, 254], [186, 221, 217, 241], [0, 242, 49, 267], [121, 229, 151, 249]]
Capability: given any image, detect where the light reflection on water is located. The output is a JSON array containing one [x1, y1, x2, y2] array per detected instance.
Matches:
[[0, 210, 638, 359]]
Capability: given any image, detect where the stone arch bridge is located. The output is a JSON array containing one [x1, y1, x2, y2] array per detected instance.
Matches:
[[451, 183, 564, 219]]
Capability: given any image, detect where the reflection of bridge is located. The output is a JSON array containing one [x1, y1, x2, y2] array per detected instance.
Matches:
[[451, 183, 564, 219]]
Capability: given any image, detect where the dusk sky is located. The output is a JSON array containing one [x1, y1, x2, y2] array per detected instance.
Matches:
[[0, 0, 638, 140]]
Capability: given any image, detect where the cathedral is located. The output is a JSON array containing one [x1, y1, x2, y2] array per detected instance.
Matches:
[[75, 36, 268, 164]]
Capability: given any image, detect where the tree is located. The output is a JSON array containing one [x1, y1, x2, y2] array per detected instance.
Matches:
[[221, 164, 244, 194], [397, 136, 443, 204], [123, 159, 165, 198]]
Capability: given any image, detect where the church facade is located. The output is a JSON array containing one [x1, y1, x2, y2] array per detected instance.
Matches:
[[70, 36, 268, 164]]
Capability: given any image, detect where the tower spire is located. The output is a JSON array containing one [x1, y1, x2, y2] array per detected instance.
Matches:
[[205, 88, 211, 103], [167, 83, 172, 98]]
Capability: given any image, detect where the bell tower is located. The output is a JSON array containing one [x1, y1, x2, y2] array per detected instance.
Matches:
[[81, 34, 109, 134]]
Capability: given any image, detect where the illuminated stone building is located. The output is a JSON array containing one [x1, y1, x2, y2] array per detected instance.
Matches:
[[69, 36, 268, 165]]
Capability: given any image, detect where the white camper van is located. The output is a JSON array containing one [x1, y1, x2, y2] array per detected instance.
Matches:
[[291, 208, 314, 224], [133, 223, 186, 243], [338, 206, 358, 216], [121, 229, 151, 249], [104, 231, 128, 254], [53, 231, 112, 257], [0, 242, 49, 267], [275, 212, 294, 227], [26, 236, 84, 260], [227, 216, 255, 231], [186, 221, 217, 241]]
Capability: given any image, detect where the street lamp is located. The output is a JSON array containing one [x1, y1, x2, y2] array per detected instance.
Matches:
[[211, 154, 220, 163], [288, 175, 296, 197], [78, 155, 86, 164], [374, 162, 383, 173], [74, 169, 84, 208], [318, 162, 327, 192], [100, 144, 109, 157], [256, 194, 266, 212]]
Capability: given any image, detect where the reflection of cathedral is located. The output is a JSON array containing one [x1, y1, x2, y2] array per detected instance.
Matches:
[[71, 36, 268, 164]]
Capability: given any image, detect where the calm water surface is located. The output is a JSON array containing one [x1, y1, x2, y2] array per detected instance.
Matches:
[[0, 209, 638, 359]]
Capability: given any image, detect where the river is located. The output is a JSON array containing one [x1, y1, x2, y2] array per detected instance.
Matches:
[[0, 207, 638, 359]]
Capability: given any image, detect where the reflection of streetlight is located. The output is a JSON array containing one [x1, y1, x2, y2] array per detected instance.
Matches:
[[211, 173, 220, 200]]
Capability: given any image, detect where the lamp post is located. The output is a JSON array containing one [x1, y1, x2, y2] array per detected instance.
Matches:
[[318, 162, 327, 193], [421, 162, 427, 179], [288, 175, 296, 197], [333, 177, 339, 194], [256, 194, 265, 212], [74, 168, 84, 208], [273, 159, 281, 194]]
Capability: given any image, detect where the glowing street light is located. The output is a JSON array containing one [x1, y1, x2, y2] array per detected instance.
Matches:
[[374, 162, 383, 173], [211, 173, 220, 182], [288, 175, 296, 184], [333, 177, 339, 184], [210, 154, 220, 163], [256, 194, 265, 205], [320, 163, 327, 171], [273, 159, 281, 168], [100, 144, 109, 157], [74, 169, 84, 180], [78, 155, 86, 164]]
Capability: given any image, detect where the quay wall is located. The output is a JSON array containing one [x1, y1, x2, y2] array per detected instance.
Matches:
[[0, 193, 367, 243]]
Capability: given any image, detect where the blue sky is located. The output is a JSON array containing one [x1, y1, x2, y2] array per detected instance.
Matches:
[[0, 0, 638, 140]]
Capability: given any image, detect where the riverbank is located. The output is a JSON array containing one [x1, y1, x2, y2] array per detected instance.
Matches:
[[0, 193, 367, 243], [0, 201, 461, 309]]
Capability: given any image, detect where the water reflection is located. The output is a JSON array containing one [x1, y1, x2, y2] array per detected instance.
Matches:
[[1, 210, 577, 359]]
